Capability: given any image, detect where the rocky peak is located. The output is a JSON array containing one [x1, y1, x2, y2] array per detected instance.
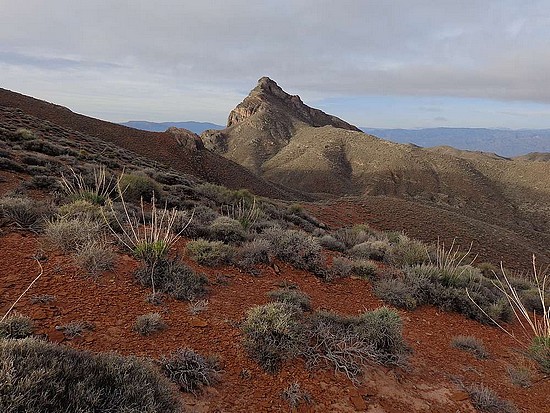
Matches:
[[165, 127, 204, 151]]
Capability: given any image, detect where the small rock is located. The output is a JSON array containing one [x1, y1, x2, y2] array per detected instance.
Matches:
[[450, 391, 470, 402], [48, 329, 65, 343], [189, 318, 208, 328], [350, 393, 367, 411]]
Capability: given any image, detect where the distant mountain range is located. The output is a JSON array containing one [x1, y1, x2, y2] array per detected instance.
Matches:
[[120, 120, 223, 134], [361, 127, 550, 157]]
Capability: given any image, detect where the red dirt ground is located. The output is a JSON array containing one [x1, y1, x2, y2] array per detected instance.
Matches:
[[1, 227, 548, 413]]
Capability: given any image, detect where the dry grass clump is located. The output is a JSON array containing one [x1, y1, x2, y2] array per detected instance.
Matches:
[[385, 234, 429, 267], [0, 338, 181, 412], [464, 383, 517, 413], [60, 320, 94, 339], [451, 336, 488, 359], [159, 348, 221, 395], [0, 313, 33, 339], [329, 256, 354, 280], [134, 313, 167, 336]]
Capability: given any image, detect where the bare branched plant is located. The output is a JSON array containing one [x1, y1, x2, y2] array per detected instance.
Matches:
[[221, 197, 260, 230]]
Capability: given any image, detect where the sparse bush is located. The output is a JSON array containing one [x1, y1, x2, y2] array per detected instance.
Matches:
[[374, 278, 419, 310], [236, 238, 273, 270], [181, 205, 218, 238], [208, 216, 247, 243], [61, 320, 94, 339], [0, 157, 25, 172], [26, 175, 60, 190], [44, 216, 103, 252], [134, 313, 167, 336], [333, 225, 371, 249], [268, 288, 312, 311], [187, 239, 234, 267], [188, 299, 209, 315], [0, 338, 181, 412], [242, 302, 304, 373], [0, 313, 33, 339], [318, 234, 346, 252], [22, 139, 74, 157], [451, 336, 488, 359], [282, 382, 311, 409], [135, 258, 208, 301], [119, 173, 161, 202], [74, 240, 116, 276], [159, 348, 220, 395], [465, 383, 517, 413]]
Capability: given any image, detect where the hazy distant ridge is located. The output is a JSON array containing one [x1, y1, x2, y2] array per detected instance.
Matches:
[[121, 120, 223, 134], [362, 127, 550, 157]]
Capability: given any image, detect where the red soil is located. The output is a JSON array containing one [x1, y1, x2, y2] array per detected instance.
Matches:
[[1, 229, 548, 413]]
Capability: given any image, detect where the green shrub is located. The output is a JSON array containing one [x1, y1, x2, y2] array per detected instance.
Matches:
[[242, 302, 304, 373], [386, 235, 429, 267], [134, 313, 167, 336], [529, 339, 550, 374], [119, 173, 161, 202], [159, 348, 220, 395], [0, 338, 181, 412], [451, 336, 488, 359], [186, 239, 234, 267], [0, 313, 33, 339], [351, 259, 377, 279], [180, 205, 218, 238], [208, 216, 247, 243], [135, 258, 208, 301], [268, 288, 312, 311], [14, 127, 36, 140]]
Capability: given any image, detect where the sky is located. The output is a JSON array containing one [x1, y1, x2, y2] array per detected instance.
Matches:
[[2, 0, 550, 129]]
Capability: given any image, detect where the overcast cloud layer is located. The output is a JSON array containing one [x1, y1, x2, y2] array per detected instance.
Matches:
[[2, 0, 550, 128]]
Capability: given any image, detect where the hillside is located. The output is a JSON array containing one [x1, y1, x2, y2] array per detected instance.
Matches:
[[514, 152, 550, 162], [0, 88, 301, 201], [362, 127, 550, 157]]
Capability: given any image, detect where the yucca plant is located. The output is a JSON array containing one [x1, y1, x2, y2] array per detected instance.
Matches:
[[60, 165, 119, 205]]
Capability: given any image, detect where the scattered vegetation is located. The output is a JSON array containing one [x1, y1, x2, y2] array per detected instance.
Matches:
[[159, 348, 221, 395], [60, 320, 94, 339], [60, 165, 117, 204], [507, 365, 532, 388], [44, 216, 103, 252], [188, 299, 209, 315], [73, 239, 116, 276], [464, 383, 517, 413], [0, 338, 181, 412], [268, 287, 312, 311], [186, 239, 234, 267]]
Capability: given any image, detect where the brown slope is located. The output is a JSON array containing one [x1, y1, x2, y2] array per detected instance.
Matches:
[[201, 77, 360, 173], [514, 152, 550, 162], [0, 88, 301, 200]]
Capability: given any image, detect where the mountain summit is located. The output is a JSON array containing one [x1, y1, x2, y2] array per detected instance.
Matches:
[[201, 77, 359, 173]]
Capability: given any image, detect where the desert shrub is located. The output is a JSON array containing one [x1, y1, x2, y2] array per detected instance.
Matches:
[[29, 294, 56, 304], [44, 216, 103, 252], [333, 225, 371, 249], [159, 348, 220, 395], [0, 313, 33, 339], [451, 336, 488, 359], [465, 383, 517, 413], [529, 340, 550, 374], [0, 157, 26, 172], [60, 165, 117, 205], [188, 299, 209, 315], [25, 175, 60, 190], [351, 259, 377, 279], [305, 307, 409, 380], [519, 288, 550, 314], [268, 288, 312, 311], [237, 238, 273, 269], [186, 239, 234, 267], [507, 365, 532, 387], [222, 197, 262, 230], [0, 338, 181, 412], [261, 227, 325, 274], [0, 196, 49, 231], [22, 139, 75, 157], [477, 262, 499, 278], [386, 235, 429, 267], [318, 234, 346, 252], [74, 240, 116, 276], [350, 240, 389, 261], [134, 313, 167, 336], [59, 199, 103, 221], [242, 302, 304, 373], [60, 320, 94, 339], [20, 153, 48, 166], [208, 216, 247, 243], [14, 127, 36, 140], [180, 205, 218, 238], [282, 382, 311, 409], [374, 278, 419, 310], [329, 256, 354, 280], [119, 173, 161, 202], [135, 258, 208, 301]]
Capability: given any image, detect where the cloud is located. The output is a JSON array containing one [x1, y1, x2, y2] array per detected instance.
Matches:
[[1, 0, 550, 124]]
